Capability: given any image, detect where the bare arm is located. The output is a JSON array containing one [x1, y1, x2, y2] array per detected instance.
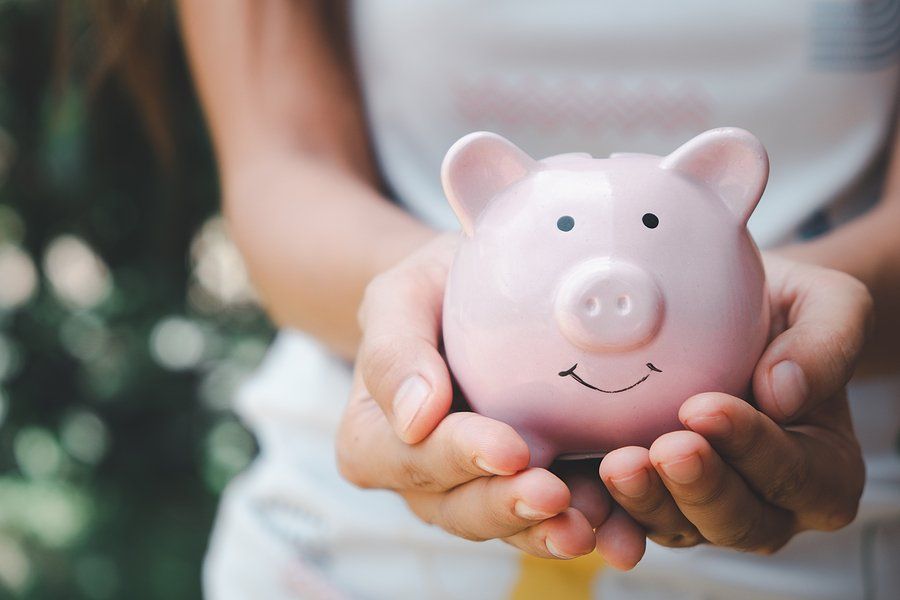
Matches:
[[177, 0, 435, 359], [780, 123, 900, 374]]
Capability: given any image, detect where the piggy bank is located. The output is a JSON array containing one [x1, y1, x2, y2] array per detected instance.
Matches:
[[441, 128, 770, 468]]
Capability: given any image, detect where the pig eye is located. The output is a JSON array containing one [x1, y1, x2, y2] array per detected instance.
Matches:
[[557, 216, 575, 232], [642, 213, 659, 229]]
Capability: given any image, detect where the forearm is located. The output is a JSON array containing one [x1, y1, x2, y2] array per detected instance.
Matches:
[[178, 0, 433, 359], [778, 131, 900, 374], [224, 154, 435, 359]]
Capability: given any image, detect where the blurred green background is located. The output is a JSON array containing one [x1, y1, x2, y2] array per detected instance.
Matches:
[[0, 2, 271, 598]]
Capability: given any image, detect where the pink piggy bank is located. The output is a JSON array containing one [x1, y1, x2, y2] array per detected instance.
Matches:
[[441, 128, 771, 468]]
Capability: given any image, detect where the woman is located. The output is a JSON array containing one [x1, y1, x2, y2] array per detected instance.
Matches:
[[179, 1, 899, 598]]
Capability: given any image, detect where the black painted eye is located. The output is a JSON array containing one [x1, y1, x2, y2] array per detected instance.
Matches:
[[642, 213, 659, 229], [557, 216, 575, 232]]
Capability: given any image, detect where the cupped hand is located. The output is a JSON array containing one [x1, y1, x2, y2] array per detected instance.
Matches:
[[597, 255, 872, 565], [336, 234, 598, 560]]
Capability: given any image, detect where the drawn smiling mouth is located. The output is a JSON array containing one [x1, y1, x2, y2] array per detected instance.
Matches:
[[558, 362, 662, 394]]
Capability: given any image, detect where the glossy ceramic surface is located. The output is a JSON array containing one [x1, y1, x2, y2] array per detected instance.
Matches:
[[441, 128, 771, 467]]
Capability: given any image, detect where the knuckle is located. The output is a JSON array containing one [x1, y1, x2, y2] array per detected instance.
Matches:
[[816, 482, 861, 531], [359, 335, 404, 393], [359, 271, 419, 331], [443, 412, 477, 443], [434, 478, 499, 542], [714, 518, 762, 551], [678, 474, 729, 509], [443, 414, 479, 464], [483, 504, 516, 534], [507, 531, 547, 557], [360, 332, 401, 373], [650, 530, 704, 548], [850, 277, 875, 319], [816, 462, 863, 531], [408, 415, 481, 492], [820, 507, 857, 532], [819, 327, 859, 381], [630, 488, 670, 517], [728, 415, 768, 459], [400, 455, 437, 491], [715, 508, 794, 554], [831, 270, 872, 313], [438, 506, 486, 542], [762, 459, 812, 506]]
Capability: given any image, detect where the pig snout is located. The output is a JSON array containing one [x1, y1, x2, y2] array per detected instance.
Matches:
[[554, 259, 663, 351]]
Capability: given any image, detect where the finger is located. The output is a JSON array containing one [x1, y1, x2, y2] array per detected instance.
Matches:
[[554, 459, 613, 527], [600, 447, 703, 548], [404, 468, 572, 542], [504, 509, 597, 559], [649, 430, 795, 554], [564, 474, 613, 528], [680, 392, 864, 531], [337, 398, 529, 492], [357, 239, 456, 443], [754, 258, 873, 422], [594, 506, 646, 571]]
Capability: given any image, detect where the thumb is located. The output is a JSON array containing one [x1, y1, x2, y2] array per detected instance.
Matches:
[[356, 238, 456, 443], [753, 261, 873, 423]]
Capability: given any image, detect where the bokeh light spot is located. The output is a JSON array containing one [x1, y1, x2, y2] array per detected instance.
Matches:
[[0, 478, 90, 547], [189, 216, 257, 310], [60, 410, 109, 465], [13, 427, 63, 479], [149, 316, 206, 371], [43, 235, 112, 309]]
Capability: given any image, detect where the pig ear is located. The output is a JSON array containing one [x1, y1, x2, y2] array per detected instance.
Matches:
[[660, 128, 769, 225], [442, 132, 538, 235]]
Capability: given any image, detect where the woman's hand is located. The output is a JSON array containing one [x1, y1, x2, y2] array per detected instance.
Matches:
[[338, 242, 872, 566], [336, 234, 598, 559], [597, 255, 872, 563]]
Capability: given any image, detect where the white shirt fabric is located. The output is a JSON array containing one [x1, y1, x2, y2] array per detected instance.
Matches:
[[204, 1, 900, 598], [352, 0, 899, 247]]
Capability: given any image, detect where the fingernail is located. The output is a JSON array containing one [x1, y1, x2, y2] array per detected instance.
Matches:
[[609, 469, 650, 498], [545, 538, 574, 559], [474, 456, 515, 477], [393, 375, 430, 434], [659, 453, 703, 485], [770, 360, 808, 419], [514, 500, 555, 521], [685, 412, 733, 437]]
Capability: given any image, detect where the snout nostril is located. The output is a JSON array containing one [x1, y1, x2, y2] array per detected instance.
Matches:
[[555, 259, 663, 351]]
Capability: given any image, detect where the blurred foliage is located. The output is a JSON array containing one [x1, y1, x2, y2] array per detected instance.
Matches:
[[0, 2, 272, 598]]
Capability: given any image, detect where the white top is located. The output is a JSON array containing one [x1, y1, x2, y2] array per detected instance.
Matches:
[[352, 0, 899, 247], [213, 2, 900, 598]]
